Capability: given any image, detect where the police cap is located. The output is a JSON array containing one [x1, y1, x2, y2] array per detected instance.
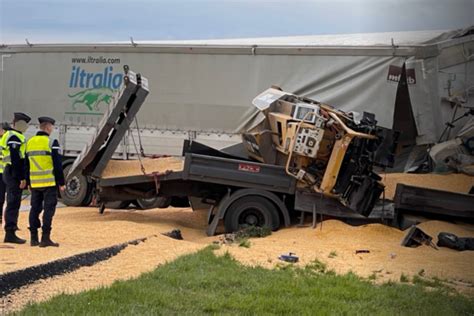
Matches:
[[38, 116, 56, 125], [1, 122, 11, 130], [13, 112, 31, 123]]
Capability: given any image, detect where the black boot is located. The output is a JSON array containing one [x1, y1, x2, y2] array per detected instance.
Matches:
[[39, 230, 59, 248], [29, 228, 39, 247], [4, 229, 26, 244]]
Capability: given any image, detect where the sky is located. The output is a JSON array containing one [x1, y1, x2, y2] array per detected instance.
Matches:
[[0, 0, 473, 44]]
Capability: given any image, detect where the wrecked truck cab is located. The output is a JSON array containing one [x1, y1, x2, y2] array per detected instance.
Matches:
[[242, 88, 399, 216]]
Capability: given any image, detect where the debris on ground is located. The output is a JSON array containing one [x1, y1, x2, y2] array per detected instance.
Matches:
[[401, 226, 436, 249], [216, 234, 237, 245], [278, 252, 299, 263], [437, 232, 474, 251], [162, 229, 183, 240]]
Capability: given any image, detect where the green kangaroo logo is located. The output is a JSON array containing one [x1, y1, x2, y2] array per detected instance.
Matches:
[[68, 88, 115, 111]]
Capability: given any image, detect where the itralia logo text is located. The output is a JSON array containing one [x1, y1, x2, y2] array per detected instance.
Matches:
[[68, 66, 123, 113], [69, 66, 122, 89]]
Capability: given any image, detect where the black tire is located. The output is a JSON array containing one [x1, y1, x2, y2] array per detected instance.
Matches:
[[80, 181, 94, 206], [136, 196, 172, 210], [60, 163, 91, 207], [224, 196, 280, 233], [104, 200, 132, 209]]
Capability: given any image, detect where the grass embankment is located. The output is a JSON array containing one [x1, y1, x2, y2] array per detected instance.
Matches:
[[18, 247, 474, 315]]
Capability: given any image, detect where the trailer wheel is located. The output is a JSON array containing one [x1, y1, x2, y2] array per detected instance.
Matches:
[[135, 196, 172, 210], [224, 196, 280, 233], [60, 164, 91, 207]]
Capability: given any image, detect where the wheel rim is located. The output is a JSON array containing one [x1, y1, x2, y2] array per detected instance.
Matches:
[[238, 207, 266, 228], [65, 176, 81, 198]]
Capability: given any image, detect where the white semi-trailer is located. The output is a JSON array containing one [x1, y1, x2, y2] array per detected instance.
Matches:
[[1, 28, 472, 206]]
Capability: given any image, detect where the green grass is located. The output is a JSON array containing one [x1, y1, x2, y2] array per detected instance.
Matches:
[[412, 275, 447, 290], [304, 258, 328, 274], [368, 272, 378, 281], [328, 250, 338, 259], [17, 247, 474, 315], [235, 226, 272, 239], [238, 238, 251, 248], [400, 273, 410, 283]]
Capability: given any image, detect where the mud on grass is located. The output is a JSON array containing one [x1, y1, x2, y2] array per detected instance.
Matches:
[[17, 247, 474, 315]]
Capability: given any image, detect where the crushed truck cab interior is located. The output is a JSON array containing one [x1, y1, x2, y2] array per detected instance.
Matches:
[[243, 87, 399, 216]]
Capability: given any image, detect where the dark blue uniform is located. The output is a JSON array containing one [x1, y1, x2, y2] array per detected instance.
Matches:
[[0, 122, 10, 224], [0, 173, 5, 223], [3, 132, 25, 232]]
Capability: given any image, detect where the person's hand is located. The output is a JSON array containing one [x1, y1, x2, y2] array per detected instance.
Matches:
[[59, 185, 66, 192], [19, 180, 26, 189]]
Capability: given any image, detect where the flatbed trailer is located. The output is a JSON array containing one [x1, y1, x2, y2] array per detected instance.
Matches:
[[96, 141, 394, 236], [69, 66, 394, 235]]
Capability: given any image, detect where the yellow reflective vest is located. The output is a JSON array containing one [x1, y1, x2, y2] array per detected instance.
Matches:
[[1, 130, 26, 170], [26, 135, 56, 188]]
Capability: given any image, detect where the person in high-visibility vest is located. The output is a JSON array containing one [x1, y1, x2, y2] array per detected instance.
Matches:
[[25, 116, 65, 247], [0, 122, 11, 225], [2, 112, 31, 244]]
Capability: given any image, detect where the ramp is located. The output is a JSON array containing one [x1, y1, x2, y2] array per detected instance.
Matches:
[[68, 66, 150, 179]]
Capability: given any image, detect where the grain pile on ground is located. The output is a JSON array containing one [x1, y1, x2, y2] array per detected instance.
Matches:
[[101, 157, 184, 179], [216, 220, 474, 292], [0, 207, 212, 275], [380, 172, 473, 200]]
